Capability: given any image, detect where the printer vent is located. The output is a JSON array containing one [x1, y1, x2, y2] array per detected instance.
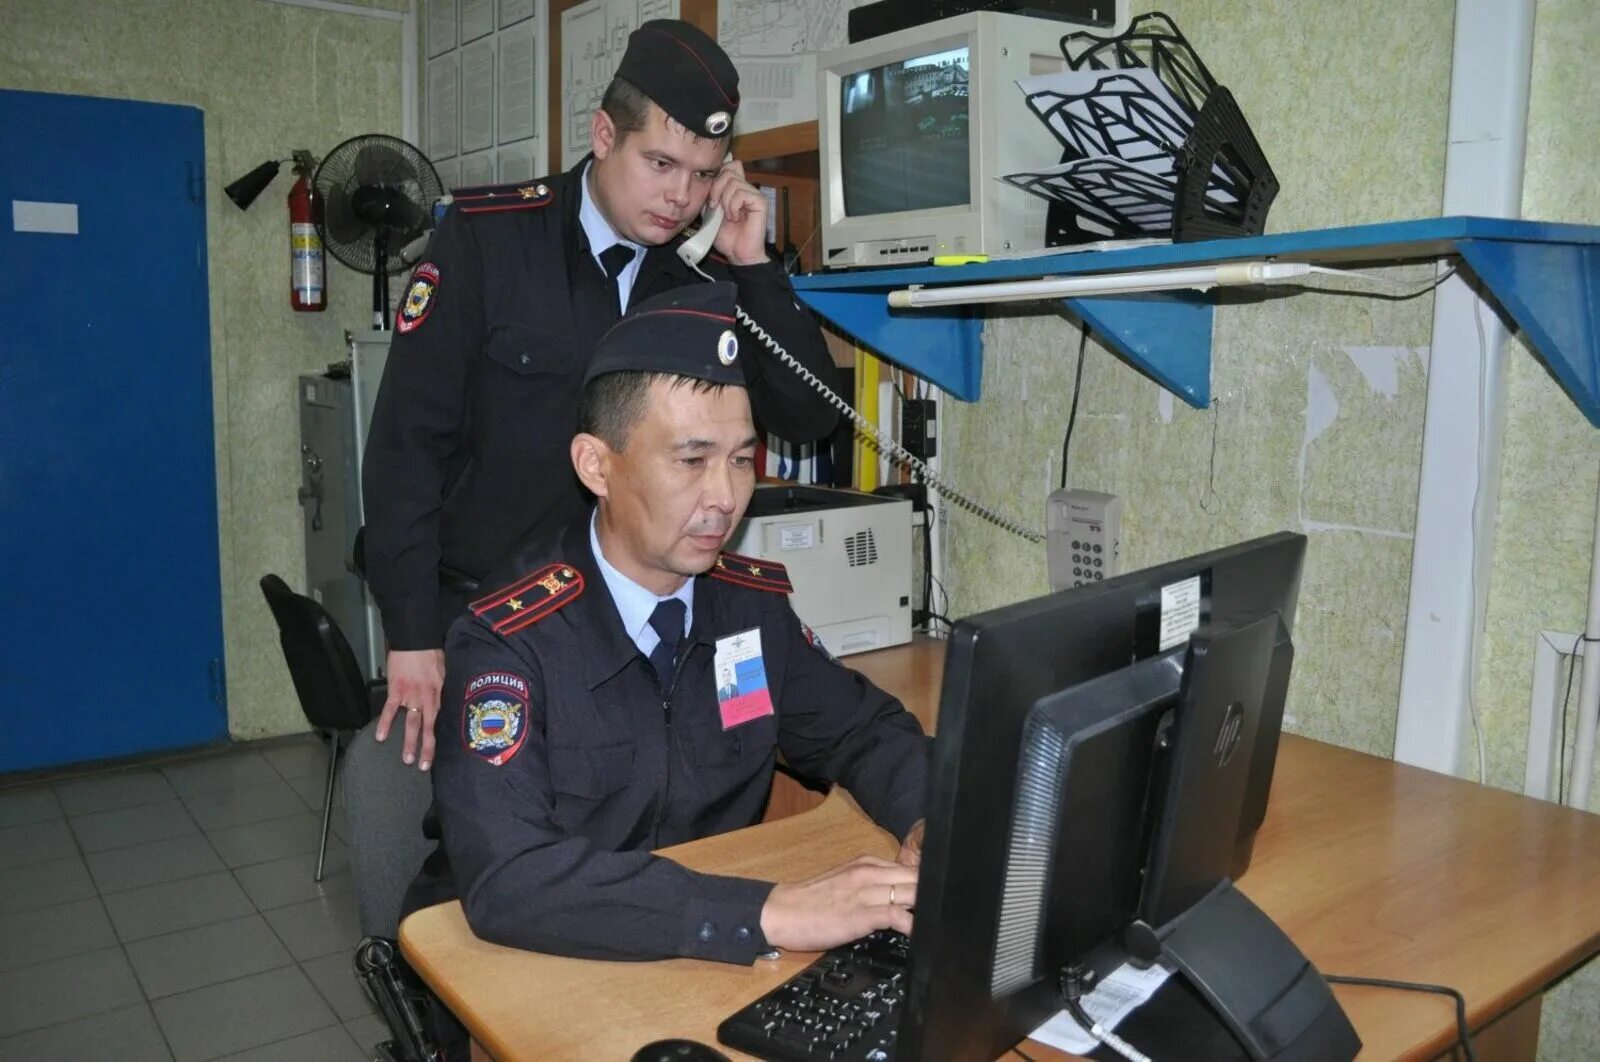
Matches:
[[845, 529, 879, 568]]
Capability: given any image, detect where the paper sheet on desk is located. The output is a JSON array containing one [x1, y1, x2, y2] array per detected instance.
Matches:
[[1028, 959, 1176, 1055]]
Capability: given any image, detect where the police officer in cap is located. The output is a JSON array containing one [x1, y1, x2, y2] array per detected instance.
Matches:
[[402, 282, 929, 973], [364, 19, 844, 772]]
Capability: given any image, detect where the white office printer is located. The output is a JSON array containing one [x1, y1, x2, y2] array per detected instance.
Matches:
[[728, 485, 913, 657]]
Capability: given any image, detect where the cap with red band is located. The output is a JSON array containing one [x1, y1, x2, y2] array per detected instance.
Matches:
[[584, 282, 744, 387], [614, 19, 740, 138]]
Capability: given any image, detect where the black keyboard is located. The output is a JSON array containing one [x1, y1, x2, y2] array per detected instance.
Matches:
[[717, 929, 910, 1061]]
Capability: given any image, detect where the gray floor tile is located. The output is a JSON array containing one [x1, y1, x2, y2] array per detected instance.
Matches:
[[126, 913, 293, 998], [343, 1014, 388, 1054], [263, 738, 330, 782], [0, 855, 96, 916], [300, 952, 377, 1021], [86, 833, 226, 895], [233, 846, 353, 911], [207, 812, 324, 869], [0, 946, 143, 1038], [54, 769, 176, 816], [286, 769, 339, 813], [263, 893, 363, 962], [217, 1025, 363, 1062], [103, 870, 255, 942], [151, 966, 338, 1062], [70, 797, 199, 854], [0, 896, 116, 972], [0, 1002, 172, 1062], [163, 753, 280, 798], [0, 786, 62, 829], [182, 777, 313, 832], [0, 818, 76, 870]]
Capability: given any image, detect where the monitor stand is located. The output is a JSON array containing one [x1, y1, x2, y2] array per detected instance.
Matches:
[[1144, 881, 1360, 1062]]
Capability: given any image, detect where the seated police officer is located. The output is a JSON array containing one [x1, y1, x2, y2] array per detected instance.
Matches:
[[364, 18, 843, 775], [403, 282, 930, 966]]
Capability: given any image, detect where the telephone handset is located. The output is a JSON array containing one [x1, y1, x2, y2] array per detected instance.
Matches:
[[678, 164, 1042, 542]]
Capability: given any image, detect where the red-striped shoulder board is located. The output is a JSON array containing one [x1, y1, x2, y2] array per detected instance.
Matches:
[[470, 562, 583, 635], [454, 180, 553, 215], [710, 551, 792, 594]]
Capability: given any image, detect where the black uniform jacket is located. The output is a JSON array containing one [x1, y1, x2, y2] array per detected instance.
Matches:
[[402, 515, 931, 965], [362, 160, 843, 649]]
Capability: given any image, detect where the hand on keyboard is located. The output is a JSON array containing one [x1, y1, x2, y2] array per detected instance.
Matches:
[[760, 856, 916, 953]]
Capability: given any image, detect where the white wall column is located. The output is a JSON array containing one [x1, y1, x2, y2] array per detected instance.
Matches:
[[1393, 0, 1535, 776]]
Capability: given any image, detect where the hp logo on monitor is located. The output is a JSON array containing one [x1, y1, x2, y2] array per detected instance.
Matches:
[[1215, 702, 1245, 768]]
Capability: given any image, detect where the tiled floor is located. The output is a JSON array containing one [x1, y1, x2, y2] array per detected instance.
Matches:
[[0, 735, 387, 1062]]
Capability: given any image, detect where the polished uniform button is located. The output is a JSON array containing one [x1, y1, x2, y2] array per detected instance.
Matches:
[[698, 921, 717, 941], [735, 926, 752, 943]]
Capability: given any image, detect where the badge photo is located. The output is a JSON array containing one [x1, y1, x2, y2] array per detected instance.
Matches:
[[714, 627, 775, 730]]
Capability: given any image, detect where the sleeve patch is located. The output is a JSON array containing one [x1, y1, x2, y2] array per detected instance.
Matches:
[[462, 671, 530, 766], [396, 262, 439, 334], [710, 551, 793, 594], [801, 624, 837, 663]]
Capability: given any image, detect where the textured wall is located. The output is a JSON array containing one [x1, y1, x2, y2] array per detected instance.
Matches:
[[1486, 1, 1600, 1057], [3, 0, 406, 740], [943, 0, 1452, 759]]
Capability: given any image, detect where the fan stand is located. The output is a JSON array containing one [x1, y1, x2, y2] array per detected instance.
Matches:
[[372, 231, 391, 331]]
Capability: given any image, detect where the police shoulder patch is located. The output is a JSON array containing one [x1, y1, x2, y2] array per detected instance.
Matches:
[[462, 671, 529, 766], [396, 262, 439, 334], [710, 551, 793, 594], [470, 562, 584, 636], [455, 180, 554, 215]]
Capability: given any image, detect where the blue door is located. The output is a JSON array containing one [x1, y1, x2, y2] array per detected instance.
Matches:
[[1, 90, 226, 772]]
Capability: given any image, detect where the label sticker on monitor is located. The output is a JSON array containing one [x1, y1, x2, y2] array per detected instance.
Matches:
[[1158, 576, 1203, 651]]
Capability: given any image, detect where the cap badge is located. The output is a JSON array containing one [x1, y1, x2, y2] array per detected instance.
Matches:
[[717, 329, 739, 366], [705, 111, 731, 136]]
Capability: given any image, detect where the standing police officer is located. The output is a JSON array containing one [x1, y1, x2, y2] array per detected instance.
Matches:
[[363, 20, 843, 772], [402, 281, 928, 966]]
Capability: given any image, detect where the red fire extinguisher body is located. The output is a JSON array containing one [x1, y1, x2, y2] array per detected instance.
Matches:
[[288, 174, 327, 312]]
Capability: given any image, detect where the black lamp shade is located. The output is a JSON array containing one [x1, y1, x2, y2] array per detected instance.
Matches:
[[225, 160, 282, 211]]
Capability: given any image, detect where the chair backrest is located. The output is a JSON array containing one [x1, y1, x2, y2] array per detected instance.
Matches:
[[343, 719, 436, 938], [259, 573, 374, 732]]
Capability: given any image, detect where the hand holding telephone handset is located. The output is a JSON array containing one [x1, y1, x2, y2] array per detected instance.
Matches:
[[679, 164, 1043, 542]]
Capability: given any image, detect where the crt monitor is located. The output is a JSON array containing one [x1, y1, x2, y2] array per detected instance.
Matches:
[[894, 531, 1316, 1060], [817, 11, 1070, 268]]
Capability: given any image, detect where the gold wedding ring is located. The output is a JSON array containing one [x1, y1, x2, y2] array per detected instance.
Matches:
[[889, 884, 897, 906]]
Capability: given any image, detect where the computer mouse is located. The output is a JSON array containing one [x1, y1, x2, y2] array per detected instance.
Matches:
[[630, 1040, 731, 1062]]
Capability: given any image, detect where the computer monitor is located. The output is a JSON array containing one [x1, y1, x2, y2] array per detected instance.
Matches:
[[895, 531, 1356, 1061], [816, 12, 1075, 268]]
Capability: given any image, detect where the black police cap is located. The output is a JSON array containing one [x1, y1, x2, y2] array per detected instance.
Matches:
[[614, 19, 740, 138], [584, 282, 744, 387]]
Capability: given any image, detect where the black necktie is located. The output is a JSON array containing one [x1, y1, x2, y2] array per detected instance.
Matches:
[[599, 243, 637, 315], [647, 599, 686, 686]]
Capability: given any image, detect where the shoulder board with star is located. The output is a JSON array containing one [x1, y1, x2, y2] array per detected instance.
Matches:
[[469, 562, 584, 635], [453, 180, 554, 215], [710, 551, 792, 594]]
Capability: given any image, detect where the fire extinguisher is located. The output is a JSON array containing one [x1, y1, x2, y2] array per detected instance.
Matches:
[[288, 153, 326, 312]]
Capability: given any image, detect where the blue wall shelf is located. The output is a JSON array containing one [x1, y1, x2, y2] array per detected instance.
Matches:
[[791, 216, 1600, 427]]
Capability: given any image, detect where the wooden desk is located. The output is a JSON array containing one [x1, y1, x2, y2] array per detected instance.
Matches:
[[402, 639, 1600, 1061]]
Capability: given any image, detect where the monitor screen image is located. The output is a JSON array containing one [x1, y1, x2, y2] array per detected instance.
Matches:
[[839, 46, 971, 217]]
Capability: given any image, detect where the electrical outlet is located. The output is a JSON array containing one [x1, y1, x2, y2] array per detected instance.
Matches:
[[1046, 488, 1122, 591]]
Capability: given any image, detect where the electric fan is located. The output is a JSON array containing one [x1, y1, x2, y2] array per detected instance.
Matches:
[[313, 134, 443, 330]]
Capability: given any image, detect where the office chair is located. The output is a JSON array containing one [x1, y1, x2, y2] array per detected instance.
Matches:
[[259, 573, 385, 881], [344, 719, 443, 1062]]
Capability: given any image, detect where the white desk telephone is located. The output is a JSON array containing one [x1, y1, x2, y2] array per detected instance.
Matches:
[[677, 172, 1041, 543]]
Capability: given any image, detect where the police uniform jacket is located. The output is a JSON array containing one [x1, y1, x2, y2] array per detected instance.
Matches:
[[362, 160, 844, 650], [402, 514, 931, 964]]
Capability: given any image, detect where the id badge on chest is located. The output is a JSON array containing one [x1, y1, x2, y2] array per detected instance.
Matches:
[[713, 627, 775, 730]]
